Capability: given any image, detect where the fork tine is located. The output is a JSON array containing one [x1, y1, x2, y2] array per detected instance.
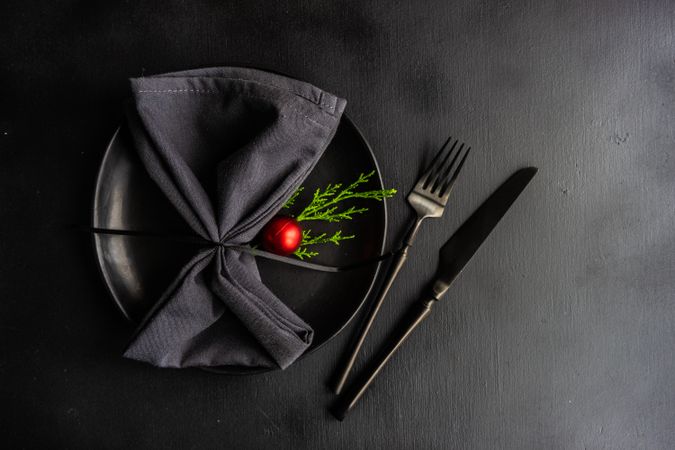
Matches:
[[431, 142, 463, 193], [440, 146, 470, 198], [419, 136, 455, 188], [423, 137, 458, 189]]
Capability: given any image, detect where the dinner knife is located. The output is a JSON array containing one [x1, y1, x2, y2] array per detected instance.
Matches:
[[331, 167, 538, 420]]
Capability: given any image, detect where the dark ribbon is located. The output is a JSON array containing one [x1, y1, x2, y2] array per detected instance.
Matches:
[[86, 227, 396, 273]]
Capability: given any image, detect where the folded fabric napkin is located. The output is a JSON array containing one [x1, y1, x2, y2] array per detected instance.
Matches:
[[123, 67, 346, 369]]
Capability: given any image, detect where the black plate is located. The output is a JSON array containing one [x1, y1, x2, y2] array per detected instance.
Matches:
[[92, 114, 387, 374]]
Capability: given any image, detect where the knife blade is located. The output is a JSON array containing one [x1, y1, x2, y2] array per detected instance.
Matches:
[[331, 167, 537, 421], [430, 166, 538, 299]]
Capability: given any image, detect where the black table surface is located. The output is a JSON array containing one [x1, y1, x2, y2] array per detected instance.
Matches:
[[2, 1, 674, 448]]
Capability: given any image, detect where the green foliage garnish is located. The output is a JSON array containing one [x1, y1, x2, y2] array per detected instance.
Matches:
[[294, 171, 396, 222], [292, 247, 320, 260], [293, 229, 355, 260], [283, 171, 396, 259], [282, 187, 303, 209]]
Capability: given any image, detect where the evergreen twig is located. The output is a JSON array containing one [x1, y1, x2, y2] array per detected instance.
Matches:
[[295, 171, 396, 222], [293, 229, 355, 259], [284, 171, 396, 259], [293, 247, 320, 260], [282, 187, 303, 209]]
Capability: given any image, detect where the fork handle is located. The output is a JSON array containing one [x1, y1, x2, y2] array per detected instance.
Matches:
[[330, 247, 409, 393], [331, 218, 424, 394], [331, 296, 438, 420]]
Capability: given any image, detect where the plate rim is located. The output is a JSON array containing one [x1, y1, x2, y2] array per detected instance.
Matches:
[[92, 108, 387, 374]]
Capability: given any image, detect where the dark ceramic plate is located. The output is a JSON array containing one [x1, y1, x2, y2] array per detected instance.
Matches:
[[92, 114, 387, 374]]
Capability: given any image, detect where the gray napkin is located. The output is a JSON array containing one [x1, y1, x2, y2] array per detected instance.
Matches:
[[122, 67, 346, 369]]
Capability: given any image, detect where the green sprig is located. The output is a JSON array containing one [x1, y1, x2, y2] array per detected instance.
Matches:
[[295, 171, 396, 222], [293, 229, 355, 259], [282, 187, 303, 209], [283, 171, 396, 259], [292, 247, 319, 260]]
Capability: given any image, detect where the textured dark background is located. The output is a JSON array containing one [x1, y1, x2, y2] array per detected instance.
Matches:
[[2, 0, 674, 448]]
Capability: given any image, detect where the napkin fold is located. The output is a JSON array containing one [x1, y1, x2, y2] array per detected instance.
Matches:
[[123, 67, 346, 369]]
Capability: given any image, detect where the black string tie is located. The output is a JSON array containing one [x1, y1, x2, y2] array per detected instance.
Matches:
[[86, 227, 397, 273]]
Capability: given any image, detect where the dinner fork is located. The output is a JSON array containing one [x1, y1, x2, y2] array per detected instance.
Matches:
[[331, 136, 470, 394]]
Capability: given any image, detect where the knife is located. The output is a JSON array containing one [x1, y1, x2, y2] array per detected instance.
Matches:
[[330, 167, 538, 420]]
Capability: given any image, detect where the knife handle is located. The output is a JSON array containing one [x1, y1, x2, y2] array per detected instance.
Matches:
[[330, 296, 437, 421]]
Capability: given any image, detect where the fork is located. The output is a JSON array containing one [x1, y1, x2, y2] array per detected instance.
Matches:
[[331, 136, 471, 394]]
